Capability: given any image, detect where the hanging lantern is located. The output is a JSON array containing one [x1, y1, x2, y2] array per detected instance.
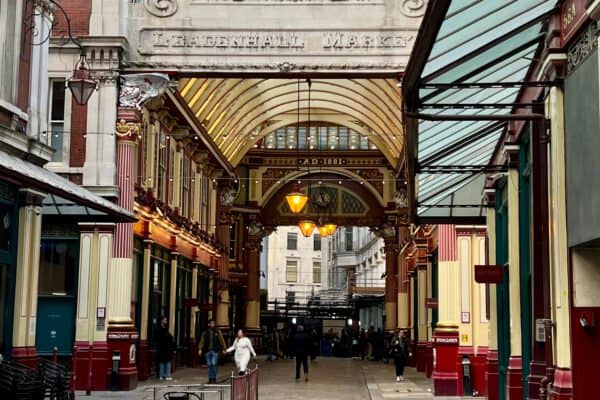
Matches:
[[298, 220, 316, 237], [317, 225, 330, 237], [67, 55, 97, 105], [324, 223, 337, 236], [285, 184, 308, 214]]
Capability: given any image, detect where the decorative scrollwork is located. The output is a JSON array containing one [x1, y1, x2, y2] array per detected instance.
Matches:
[[144, 0, 178, 17], [119, 73, 172, 109], [400, 0, 426, 18]]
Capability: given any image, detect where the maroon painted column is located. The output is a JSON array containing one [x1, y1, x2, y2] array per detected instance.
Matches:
[[382, 227, 399, 333], [106, 106, 141, 390]]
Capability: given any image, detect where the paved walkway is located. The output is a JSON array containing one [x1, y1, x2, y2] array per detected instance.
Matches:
[[74, 357, 484, 399]]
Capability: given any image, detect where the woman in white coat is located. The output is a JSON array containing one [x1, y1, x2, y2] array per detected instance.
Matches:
[[226, 329, 256, 375]]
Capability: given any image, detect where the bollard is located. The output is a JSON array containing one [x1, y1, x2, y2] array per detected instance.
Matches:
[[53, 347, 58, 363], [110, 351, 121, 391], [461, 355, 473, 396]]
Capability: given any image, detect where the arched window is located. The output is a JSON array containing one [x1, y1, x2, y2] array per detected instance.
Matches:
[[259, 123, 377, 151]]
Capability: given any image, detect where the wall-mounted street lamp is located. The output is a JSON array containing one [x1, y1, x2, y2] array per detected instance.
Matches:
[[68, 54, 97, 105]]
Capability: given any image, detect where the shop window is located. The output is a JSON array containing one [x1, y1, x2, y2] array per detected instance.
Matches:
[[286, 259, 298, 283], [48, 80, 66, 162], [0, 203, 12, 252], [182, 156, 190, 218], [157, 131, 168, 202], [38, 239, 77, 296], [313, 261, 321, 284], [287, 232, 297, 250]]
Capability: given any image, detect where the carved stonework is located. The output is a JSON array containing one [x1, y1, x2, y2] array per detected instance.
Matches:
[[144, 0, 178, 17], [567, 22, 598, 74], [119, 73, 173, 109], [399, 0, 426, 17], [393, 188, 408, 209], [248, 221, 264, 237], [262, 168, 293, 194], [356, 169, 384, 196], [116, 120, 142, 140], [219, 186, 237, 207]]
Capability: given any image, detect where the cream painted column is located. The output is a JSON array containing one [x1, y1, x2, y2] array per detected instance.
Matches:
[[486, 204, 499, 354], [398, 253, 409, 329], [169, 253, 179, 335], [505, 146, 522, 358], [75, 224, 114, 345], [172, 147, 182, 209], [11, 189, 45, 359], [437, 225, 460, 326], [426, 256, 433, 340], [190, 264, 199, 339], [546, 86, 571, 369]]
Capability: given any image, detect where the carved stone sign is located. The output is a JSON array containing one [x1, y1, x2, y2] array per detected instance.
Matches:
[[141, 30, 415, 55], [128, 0, 424, 73]]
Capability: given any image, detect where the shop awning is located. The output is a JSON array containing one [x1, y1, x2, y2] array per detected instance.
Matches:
[[0, 151, 135, 222], [403, 0, 557, 223]]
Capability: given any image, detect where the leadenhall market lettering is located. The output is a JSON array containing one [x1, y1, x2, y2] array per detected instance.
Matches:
[[146, 30, 413, 51], [151, 32, 306, 49]]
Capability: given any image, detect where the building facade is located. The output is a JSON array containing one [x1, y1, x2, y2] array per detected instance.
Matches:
[[264, 226, 325, 307], [323, 227, 386, 330]]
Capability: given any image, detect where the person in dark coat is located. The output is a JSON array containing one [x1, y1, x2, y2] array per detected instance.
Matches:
[[389, 329, 410, 382], [291, 325, 311, 381], [156, 316, 175, 381]]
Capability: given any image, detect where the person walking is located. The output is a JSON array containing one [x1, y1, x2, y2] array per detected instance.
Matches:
[[291, 325, 311, 382], [389, 329, 410, 382], [198, 319, 226, 384], [226, 329, 256, 375], [156, 317, 175, 381]]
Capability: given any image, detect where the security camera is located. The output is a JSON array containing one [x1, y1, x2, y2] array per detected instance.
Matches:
[[580, 317, 590, 328]]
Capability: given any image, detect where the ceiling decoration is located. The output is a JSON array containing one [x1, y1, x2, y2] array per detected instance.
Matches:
[[177, 78, 403, 166]]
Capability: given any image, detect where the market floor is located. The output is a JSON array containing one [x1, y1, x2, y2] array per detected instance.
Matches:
[[75, 357, 484, 399]]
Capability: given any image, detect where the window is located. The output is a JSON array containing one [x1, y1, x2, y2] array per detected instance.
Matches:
[[38, 239, 78, 295], [286, 260, 298, 283], [157, 131, 168, 202], [181, 156, 190, 218], [48, 80, 66, 162], [345, 228, 353, 251], [313, 234, 321, 251], [287, 232, 297, 250], [201, 177, 209, 230], [313, 261, 321, 284]]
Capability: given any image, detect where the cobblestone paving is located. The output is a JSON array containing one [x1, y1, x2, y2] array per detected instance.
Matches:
[[74, 357, 484, 399]]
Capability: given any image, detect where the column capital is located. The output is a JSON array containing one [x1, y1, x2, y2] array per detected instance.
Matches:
[[116, 107, 143, 142], [18, 188, 46, 206], [503, 142, 520, 169]]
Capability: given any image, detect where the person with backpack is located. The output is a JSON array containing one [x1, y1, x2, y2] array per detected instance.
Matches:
[[198, 319, 226, 383]]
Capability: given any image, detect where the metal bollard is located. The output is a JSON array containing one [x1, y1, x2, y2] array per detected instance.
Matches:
[[53, 346, 58, 363]]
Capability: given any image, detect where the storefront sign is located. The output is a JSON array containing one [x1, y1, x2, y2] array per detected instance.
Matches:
[[434, 336, 459, 345], [297, 158, 348, 166], [561, 0, 589, 45]]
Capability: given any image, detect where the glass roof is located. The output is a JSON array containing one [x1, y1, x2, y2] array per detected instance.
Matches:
[[413, 0, 556, 219]]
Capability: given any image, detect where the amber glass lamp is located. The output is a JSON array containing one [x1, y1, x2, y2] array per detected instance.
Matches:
[[324, 223, 337, 236], [298, 220, 316, 237], [285, 183, 308, 214]]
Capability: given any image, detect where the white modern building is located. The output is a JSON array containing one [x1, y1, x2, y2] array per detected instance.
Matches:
[[323, 227, 386, 330], [264, 226, 325, 307]]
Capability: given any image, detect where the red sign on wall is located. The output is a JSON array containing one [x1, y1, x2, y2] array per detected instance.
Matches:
[[474, 264, 504, 284], [561, 0, 589, 45]]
